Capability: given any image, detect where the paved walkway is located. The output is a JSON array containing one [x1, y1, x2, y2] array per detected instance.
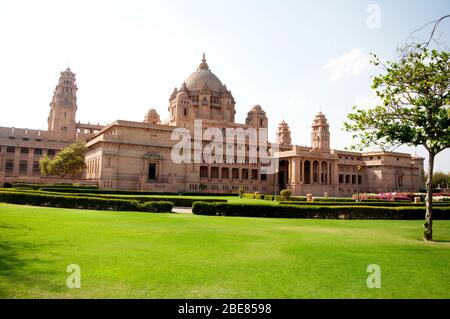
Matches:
[[172, 207, 193, 214]]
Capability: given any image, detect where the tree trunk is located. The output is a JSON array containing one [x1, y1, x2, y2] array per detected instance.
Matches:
[[424, 152, 435, 241]]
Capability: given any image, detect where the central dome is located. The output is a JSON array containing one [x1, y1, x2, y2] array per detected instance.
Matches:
[[184, 54, 224, 92]]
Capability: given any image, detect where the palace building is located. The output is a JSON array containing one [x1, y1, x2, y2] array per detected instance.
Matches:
[[0, 55, 425, 196]]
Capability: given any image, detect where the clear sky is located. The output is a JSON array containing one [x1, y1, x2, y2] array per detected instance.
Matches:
[[0, 0, 449, 172]]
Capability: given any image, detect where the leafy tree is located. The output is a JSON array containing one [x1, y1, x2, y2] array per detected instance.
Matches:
[[432, 171, 450, 188], [344, 45, 450, 241], [40, 143, 87, 178]]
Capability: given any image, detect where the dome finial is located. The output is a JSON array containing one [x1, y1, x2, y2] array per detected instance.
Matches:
[[198, 53, 209, 71]]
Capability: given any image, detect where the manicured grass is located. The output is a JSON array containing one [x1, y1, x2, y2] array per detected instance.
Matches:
[[0, 203, 449, 298]]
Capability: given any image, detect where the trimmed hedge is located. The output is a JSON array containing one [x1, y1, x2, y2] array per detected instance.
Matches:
[[0, 191, 173, 213], [13, 183, 99, 190], [192, 202, 450, 220], [38, 188, 236, 198], [2, 189, 227, 207], [242, 193, 413, 203], [279, 201, 450, 207]]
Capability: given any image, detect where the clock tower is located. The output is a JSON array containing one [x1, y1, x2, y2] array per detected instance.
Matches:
[[48, 67, 78, 141]]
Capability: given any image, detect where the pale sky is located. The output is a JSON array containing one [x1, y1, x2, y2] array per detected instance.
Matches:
[[0, 0, 449, 172]]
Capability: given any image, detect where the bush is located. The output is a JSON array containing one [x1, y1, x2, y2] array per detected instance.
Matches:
[[138, 201, 173, 213], [0, 190, 173, 213], [13, 183, 98, 190], [280, 189, 292, 201], [192, 202, 450, 220], [4, 189, 227, 207], [279, 201, 450, 207], [3, 183, 12, 188]]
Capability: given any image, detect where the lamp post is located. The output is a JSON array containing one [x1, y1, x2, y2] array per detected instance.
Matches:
[[356, 165, 361, 202]]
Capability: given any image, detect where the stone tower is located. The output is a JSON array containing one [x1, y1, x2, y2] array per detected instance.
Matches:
[[276, 120, 292, 151], [47, 67, 78, 141], [144, 108, 161, 125], [245, 105, 268, 130], [311, 112, 330, 150]]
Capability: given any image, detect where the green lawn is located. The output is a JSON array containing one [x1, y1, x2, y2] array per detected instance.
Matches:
[[0, 203, 449, 299]]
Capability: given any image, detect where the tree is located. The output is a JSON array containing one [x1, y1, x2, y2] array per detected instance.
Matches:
[[40, 143, 87, 178], [344, 44, 450, 241], [432, 171, 450, 188]]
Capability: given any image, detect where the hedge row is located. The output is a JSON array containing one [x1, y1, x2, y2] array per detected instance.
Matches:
[[242, 193, 413, 203], [12, 184, 98, 190], [5, 189, 228, 207], [278, 201, 450, 207], [38, 188, 236, 197], [192, 202, 450, 220], [0, 191, 173, 213]]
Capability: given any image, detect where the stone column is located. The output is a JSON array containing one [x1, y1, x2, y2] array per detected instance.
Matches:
[[295, 158, 301, 184], [27, 148, 34, 176], [13, 147, 20, 176], [319, 162, 322, 184], [329, 162, 332, 184]]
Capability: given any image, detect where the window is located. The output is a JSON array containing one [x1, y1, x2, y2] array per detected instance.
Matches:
[[7, 146, 15, 153], [19, 160, 27, 173], [34, 149, 43, 155], [183, 108, 188, 117], [5, 159, 14, 172], [200, 166, 208, 179], [148, 163, 157, 180], [351, 175, 356, 184], [261, 174, 267, 181], [47, 150, 56, 156], [252, 169, 258, 180], [33, 161, 40, 173], [20, 148, 29, 154], [232, 168, 239, 179], [242, 169, 249, 180], [339, 174, 344, 183], [107, 157, 111, 167], [211, 167, 219, 179], [221, 168, 229, 179], [398, 176, 403, 187], [345, 175, 350, 184]]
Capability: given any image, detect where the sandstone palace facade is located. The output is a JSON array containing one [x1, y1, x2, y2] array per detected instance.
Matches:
[[0, 55, 425, 196]]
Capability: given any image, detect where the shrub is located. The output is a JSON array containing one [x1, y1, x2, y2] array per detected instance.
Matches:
[[280, 189, 292, 201], [279, 201, 450, 207], [238, 188, 245, 198], [4, 189, 226, 207], [0, 190, 173, 213], [192, 202, 450, 220], [13, 183, 98, 190], [138, 201, 173, 213]]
